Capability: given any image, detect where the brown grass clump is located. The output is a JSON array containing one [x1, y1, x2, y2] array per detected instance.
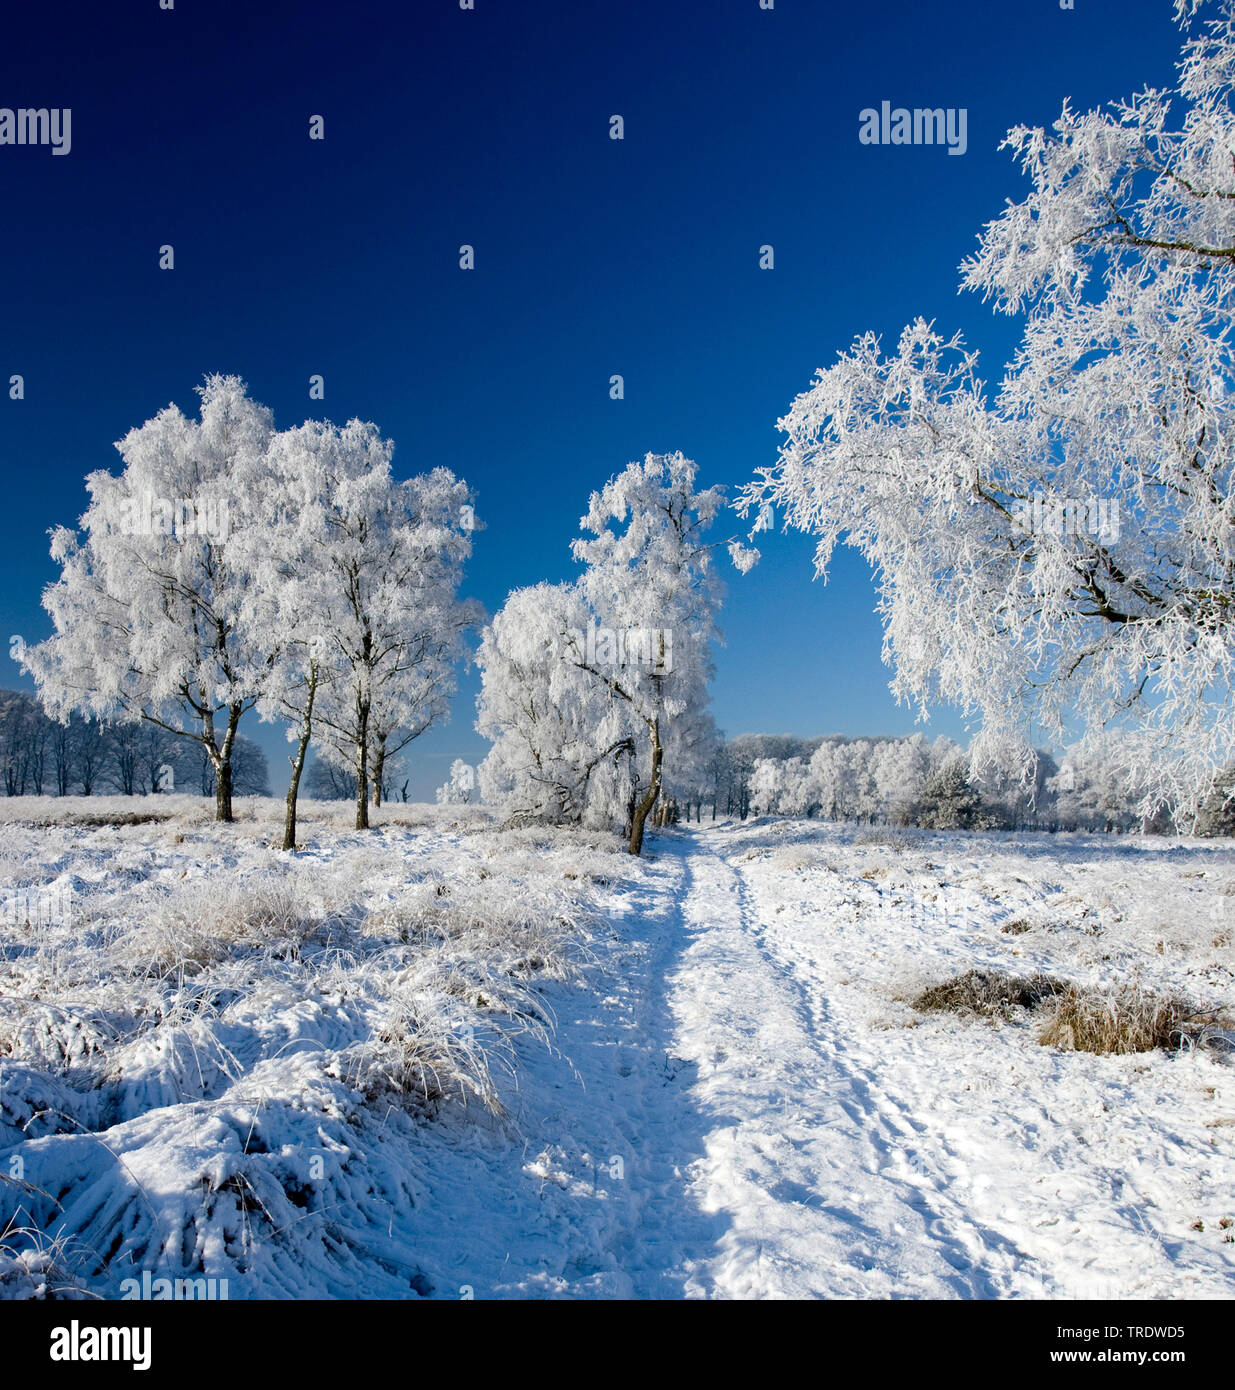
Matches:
[[1038, 979, 1232, 1056], [914, 969, 1064, 1019], [915, 967, 1233, 1056]]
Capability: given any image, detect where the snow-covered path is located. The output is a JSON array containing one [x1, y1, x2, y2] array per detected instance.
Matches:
[[423, 821, 1233, 1299], [656, 832, 1035, 1297]]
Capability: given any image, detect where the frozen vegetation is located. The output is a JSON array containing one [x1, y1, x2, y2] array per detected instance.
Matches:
[[1, 797, 1232, 1299]]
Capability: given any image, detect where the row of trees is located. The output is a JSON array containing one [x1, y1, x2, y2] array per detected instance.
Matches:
[[19, 6, 1235, 847], [20, 432, 734, 856], [737, 732, 1170, 833], [0, 690, 270, 797], [20, 376, 478, 848]]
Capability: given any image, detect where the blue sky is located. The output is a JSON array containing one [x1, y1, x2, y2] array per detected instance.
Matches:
[[0, 0, 1185, 796]]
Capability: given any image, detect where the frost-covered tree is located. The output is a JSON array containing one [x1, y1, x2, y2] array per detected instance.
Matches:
[[719, 734, 822, 818], [741, 1, 1235, 821], [806, 740, 869, 822], [870, 734, 936, 826], [970, 741, 1059, 830], [745, 733, 965, 824], [229, 421, 337, 849], [476, 583, 637, 827], [659, 705, 721, 823], [749, 755, 817, 818], [436, 758, 476, 806], [571, 453, 727, 854], [1048, 739, 1146, 832], [290, 423, 478, 830], [477, 455, 729, 851], [916, 755, 993, 831], [22, 376, 274, 821]]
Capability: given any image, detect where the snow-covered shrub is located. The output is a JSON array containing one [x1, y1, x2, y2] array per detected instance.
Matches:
[[1047, 739, 1147, 832], [915, 758, 995, 831], [435, 759, 476, 805], [121, 878, 322, 975], [851, 826, 917, 850], [0, 1202, 93, 1301], [360, 995, 507, 1115]]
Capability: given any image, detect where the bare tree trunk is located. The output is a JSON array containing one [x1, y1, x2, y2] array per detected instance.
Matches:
[[628, 718, 662, 856], [355, 758, 369, 828], [203, 703, 243, 822], [282, 667, 318, 852], [215, 759, 234, 823], [354, 698, 371, 830], [371, 737, 385, 808]]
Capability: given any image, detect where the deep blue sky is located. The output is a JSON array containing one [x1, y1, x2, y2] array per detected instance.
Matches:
[[0, 0, 1185, 796]]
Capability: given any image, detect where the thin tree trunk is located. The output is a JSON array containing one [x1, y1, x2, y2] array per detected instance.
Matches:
[[355, 701, 371, 830], [215, 759, 234, 823], [628, 718, 662, 856], [282, 667, 318, 852], [212, 703, 243, 822], [355, 758, 369, 828], [371, 739, 384, 808]]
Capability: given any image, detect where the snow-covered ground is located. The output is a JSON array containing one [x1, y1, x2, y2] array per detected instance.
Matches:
[[1, 799, 1233, 1299]]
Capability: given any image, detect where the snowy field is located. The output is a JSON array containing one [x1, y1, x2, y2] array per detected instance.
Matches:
[[1, 797, 1233, 1300]]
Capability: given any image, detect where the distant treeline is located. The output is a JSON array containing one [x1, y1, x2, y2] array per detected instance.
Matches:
[[0, 689, 270, 797], [711, 733, 1234, 836]]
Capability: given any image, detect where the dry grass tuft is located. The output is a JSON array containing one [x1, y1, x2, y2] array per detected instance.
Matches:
[[121, 880, 324, 974], [914, 968, 1065, 1019], [1039, 979, 1232, 1055], [358, 998, 510, 1116]]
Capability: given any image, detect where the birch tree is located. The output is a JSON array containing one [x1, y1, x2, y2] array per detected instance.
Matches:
[[291, 421, 478, 830], [476, 582, 636, 827], [22, 375, 274, 821], [570, 452, 726, 854]]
